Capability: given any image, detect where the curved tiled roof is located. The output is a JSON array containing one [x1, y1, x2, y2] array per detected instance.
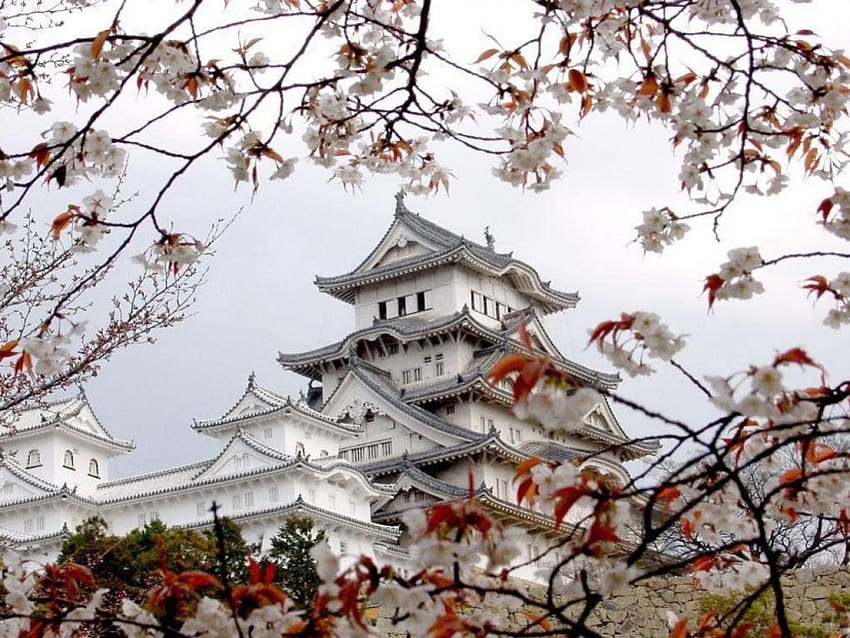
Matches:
[[193, 382, 360, 436], [0, 525, 69, 545], [0, 456, 62, 494], [361, 432, 529, 476], [96, 438, 394, 504], [279, 309, 620, 389], [0, 392, 134, 452], [187, 497, 399, 541], [314, 207, 579, 314]]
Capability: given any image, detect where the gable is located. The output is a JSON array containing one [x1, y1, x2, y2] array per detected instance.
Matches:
[[375, 484, 436, 517], [358, 219, 444, 272], [323, 371, 473, 449], [219, 389, 283, 422], [582, 396, 629, 442], [0, 467, 55, 503], [63, 401, 111, 438], [192, 435, 284, 481]]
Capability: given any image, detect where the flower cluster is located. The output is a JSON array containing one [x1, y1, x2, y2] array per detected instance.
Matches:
[[704, 347, 822, 420], [513, 384, 600, 433], [703, 246, 765, 309], [587, 311, 685, 376], [133, 232, 205, 274], [633, 207, 691, 253]]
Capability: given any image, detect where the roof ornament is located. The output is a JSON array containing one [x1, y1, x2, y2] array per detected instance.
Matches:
[[247, 371, 256, 389], [394, 189, 410, 217], [484, 226, 495, 251], [76, 383, 86, 396]]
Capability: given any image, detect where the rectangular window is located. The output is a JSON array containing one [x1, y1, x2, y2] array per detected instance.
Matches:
[[413, 367, 422, 382], [487, 418, 495, 430], [397, 296, 407, 316], [388, 343, 399, 355], [150, 511, 160, 522], [137, 513, 147, 528], [329, 495, 336, 510], [196, 501, 206, 517], [24, 519, 33, 533], [497, 303, 509, 319], [471, 291, 484, 313], [423, 355, 432, 364], [380, 440, 392, 455], [402, 370, 411, 384], [480, 416, 486, 432], [36, 516, 44, 532], [232, 494, 242, 511], [339, 541, 347, 554], [349, 501, 356, 515], [245, 492, 254, 508], [416, 291, 427, 312], [378, 301, 387, 320], [484, 296, 493, 317], [435, 362, 444, 376], [264, 426, 273, 440], [446, 405, 455, 415]]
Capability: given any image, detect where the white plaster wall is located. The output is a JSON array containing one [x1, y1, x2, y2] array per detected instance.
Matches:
[[34, 434, 107, 496], [353, 266, 455, 329]]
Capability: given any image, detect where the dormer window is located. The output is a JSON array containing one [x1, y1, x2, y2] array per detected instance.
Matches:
[[88, 459, 100, 478], [26, 450, 41, 468], [63, 450, 75, 470]]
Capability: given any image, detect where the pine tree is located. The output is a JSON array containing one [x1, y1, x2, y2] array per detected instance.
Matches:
[[266, 518, 326, 609]]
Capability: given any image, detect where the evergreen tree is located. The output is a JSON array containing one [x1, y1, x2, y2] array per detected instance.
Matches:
[[202, 516, 259, 585], [266, 518, 326, 609]]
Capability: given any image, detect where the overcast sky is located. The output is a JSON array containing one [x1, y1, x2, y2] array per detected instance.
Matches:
[[5, 1, 848, 478]]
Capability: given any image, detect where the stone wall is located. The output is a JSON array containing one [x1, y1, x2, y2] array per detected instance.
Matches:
[[374, 567, 850, 636]]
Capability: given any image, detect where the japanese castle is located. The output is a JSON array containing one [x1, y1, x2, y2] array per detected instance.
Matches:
[[0, 196, 655, 574]]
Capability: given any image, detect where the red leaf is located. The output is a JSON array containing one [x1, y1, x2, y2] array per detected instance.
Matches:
[[514, 456, 544, 478], [14, 351, 32, 375], [691, 553, 717, 573], [0, 340, 18, 360], [516, 476, 537, 506], [475, 48, 499, 63], [772, 347, 819, 368], [703, 273, 724, 309], [669, 618, 689, 638], [656, 485, 681, 511], [91, 29, 111, 61], [802, 275, 832, 300], [487, 354, 530, 384]]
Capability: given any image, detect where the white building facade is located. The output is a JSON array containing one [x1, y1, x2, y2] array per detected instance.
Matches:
[[0, 196, 655, 576]]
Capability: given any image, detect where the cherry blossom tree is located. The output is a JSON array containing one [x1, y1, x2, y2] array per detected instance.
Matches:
[[0, 0, 850, 637]]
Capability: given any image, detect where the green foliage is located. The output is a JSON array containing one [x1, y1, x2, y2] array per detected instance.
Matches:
[[266, 518, 326, 608], [203, 516, 259, 585], [59, 516, 255, 608], [699, 588, 833, 638], [58, 516, 139, 604]]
